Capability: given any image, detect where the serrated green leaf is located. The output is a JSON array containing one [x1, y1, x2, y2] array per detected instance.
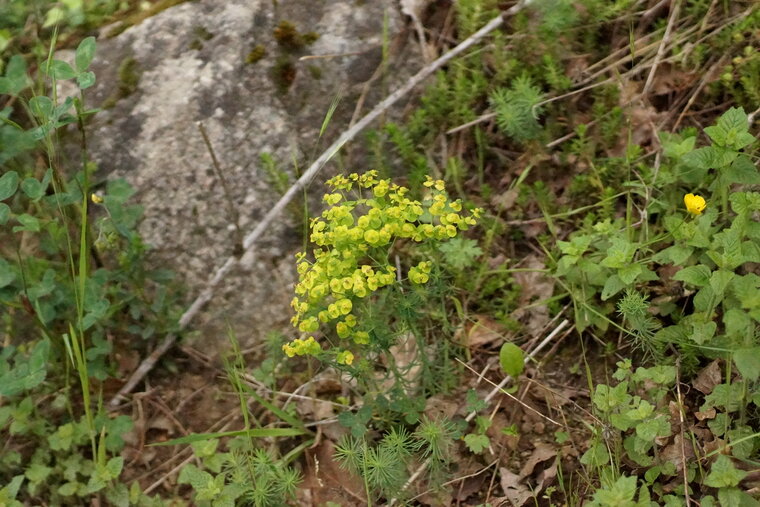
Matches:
[[704, 454, 747, 488], [709, 269, 735, 297], [731, 274, 760, 308], [464, 433, 490, 454], [635, 416, 670, 441], [717, 488, 760, 507], [593, 382, 630, 412], [693, 285, 719, 313], [734, 347, 760, 382], [438, 237, 482, 270], [690, 319, 716, 345], [24, 463, 52, 484], [600, 237, 636, 269], [580, 442, 609, 466], [725, 155, 760, 185], [655, 244, 693, 265], [717, 107, 749, 135], [58, 482, 79, 496], [724, 308, 751, 337], [499, 342, 524, 377], [673, 264, 711, 287], [105, 456, 124, 478], [703, 383, 744, 412], [601, 274, 625, 301]]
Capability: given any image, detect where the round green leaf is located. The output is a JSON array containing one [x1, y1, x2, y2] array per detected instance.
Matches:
[[47, 59, 77, 80], [0, 171, 19, 200], [75, 37, 97, 72], [77, 71, 96, 90], [21, 177, 44, 200], [499, 342, 524, 377], [29, 96, 54, 119]]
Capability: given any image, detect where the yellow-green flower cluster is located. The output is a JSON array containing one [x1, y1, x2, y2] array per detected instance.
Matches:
[[284, 171, 481, 360], [408, 261, 432, 284], [282, 336, 321, 358]]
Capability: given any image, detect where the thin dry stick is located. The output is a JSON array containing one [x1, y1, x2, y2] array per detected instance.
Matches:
[[108, 7, 520, 408], [671, 54, 728, 130], [642, 0, 682, 96], [748, 106, 760, 126], [457, 358, 562, 426], [675, 359, 693, 507], [389, 318, 570, 505], [197, 121, 244, 254]]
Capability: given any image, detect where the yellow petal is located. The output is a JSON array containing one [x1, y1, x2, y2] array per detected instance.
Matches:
[[684, 193, 706, 215]]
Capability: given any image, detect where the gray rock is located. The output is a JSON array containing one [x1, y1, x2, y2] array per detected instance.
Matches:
[[82, 0, 421, 356]]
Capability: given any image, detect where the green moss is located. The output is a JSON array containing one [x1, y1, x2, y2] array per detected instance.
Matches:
[[270, 56, 296, 94], [273, 20, 319, 52], [102, 56, 141, 109], [307, 64, 322, 79], [245, 44, 267, 64], [193, 25, 214, 41], [189, 25, 214, 50]]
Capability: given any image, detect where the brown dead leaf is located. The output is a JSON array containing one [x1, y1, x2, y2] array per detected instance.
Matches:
[[511, 256, 555, 336], [382, 332, 421, 394], [462, 314, 509, 349], [703, 437, 727, 456], [660, 434, 695, 472], [695, 407, 717, 421], [424, 392, 462, 421], [300, 440, 368, 505], [491, 188, 519, 211], [499, 468, 534, 507], [650, 63, 695, 96], [518, 442, 557, 480], [693, 360, 722, 395]]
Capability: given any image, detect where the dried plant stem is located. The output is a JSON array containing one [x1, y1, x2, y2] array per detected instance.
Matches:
[[642, 0, 682, 96], [108, 6, 522, 408]]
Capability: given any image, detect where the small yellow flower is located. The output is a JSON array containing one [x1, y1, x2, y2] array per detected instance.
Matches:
[[91, 193, 104, 204], [684, 193, 706, 215]]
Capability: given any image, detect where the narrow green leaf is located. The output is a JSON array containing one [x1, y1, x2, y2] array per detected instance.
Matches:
[[0, 203, 10, 225]]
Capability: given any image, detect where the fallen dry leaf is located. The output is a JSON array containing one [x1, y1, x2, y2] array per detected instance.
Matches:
[[499, 468, 534, 507], [518, 442, 557, 480], [693, 360, 722, 395], [462, 314, 509, 349], [660, 434, 695, 472], [511, 255, 555, 336], [300, 440, 368, 506], [695, 407, 717, 421]]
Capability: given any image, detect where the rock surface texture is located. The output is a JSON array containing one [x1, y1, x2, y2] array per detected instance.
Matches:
[[84, 0, 419, 353]]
